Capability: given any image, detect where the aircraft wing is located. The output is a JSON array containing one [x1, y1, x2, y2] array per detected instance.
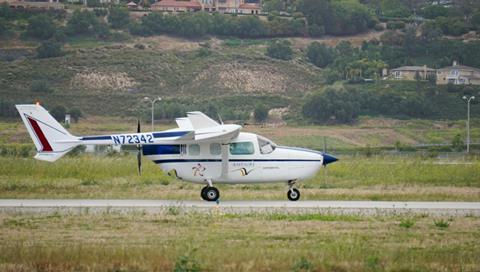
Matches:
[[172, 112, 241, 143]]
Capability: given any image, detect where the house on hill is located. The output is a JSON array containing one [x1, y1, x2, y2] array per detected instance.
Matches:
[[388, 65, 436, 81], [2, 0, 64, 9], [151, 0, 261, 13], [151, 0, 202, 12], [436, 61, 480, 85]]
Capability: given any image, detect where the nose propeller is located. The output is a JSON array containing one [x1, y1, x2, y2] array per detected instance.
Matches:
[[137, 119, 142, 175], [322, 153, 338, 166], [322, 136, 338, 166]]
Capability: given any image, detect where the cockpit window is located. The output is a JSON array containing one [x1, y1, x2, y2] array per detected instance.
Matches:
[[258, 135, 276, 154], [230, 142, 254, 155]]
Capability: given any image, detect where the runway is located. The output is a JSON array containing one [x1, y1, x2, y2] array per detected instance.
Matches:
[[1, 199, 480, 216]]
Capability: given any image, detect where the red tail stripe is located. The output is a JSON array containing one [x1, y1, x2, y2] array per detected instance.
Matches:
[[27, 117, 53, 152]]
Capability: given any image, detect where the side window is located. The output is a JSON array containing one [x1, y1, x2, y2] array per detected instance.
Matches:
[[142, 145, 182, 155], [188, 144, 200, 156], [230, 142, 254, 155], [210, 143, 221, 155]]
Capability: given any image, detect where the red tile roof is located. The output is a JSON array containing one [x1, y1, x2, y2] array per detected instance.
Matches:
[[239, 3, 260, 9]]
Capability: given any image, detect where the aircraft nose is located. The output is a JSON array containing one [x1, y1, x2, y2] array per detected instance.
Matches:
[[322, 153, 338, 166]]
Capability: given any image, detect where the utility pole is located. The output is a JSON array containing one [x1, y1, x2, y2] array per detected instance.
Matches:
[[144, 96, 162, 131]]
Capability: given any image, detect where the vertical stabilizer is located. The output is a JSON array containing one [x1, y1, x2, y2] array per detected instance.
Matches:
[[16, 104, 81, 162]]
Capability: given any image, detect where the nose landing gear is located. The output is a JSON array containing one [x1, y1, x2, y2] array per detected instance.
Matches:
[[287, 180, 300, 201]]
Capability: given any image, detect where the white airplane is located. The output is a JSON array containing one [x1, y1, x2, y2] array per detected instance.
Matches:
[[16, 104, 338, 201]]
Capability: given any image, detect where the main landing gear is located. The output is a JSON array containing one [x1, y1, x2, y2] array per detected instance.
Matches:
[[201, 186, 220, 201], [287, 180, 300, 201], [201, 180, 220, 202]]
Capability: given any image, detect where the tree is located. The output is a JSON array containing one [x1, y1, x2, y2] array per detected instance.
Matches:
[[108, 7, 130, 29], [26, 14, 57, 40], [422, 5, 449, 19], [452, 133, 464, 151], [235, 16, 267, 38], [263, 0, 285, 12], [302, 88, 360, 124], [50, 105, 67, 122], [69, 108, 83, 123], [297, 0, 332, 30], [67, 9, 98, 35], [266, 40, 293, 60], [30, 80, 52, 93], [36, 41, 63, 58], [0, 18, 7, 36], [306, 42, 334, 68], [254, 104, 269, 123], [0, 3, 12, 20], [472, 10, 480, 30]]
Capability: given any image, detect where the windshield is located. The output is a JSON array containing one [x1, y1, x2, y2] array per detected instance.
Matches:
[[257, 135, 276, 154]]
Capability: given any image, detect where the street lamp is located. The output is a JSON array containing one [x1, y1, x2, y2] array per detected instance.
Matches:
[[144, 96, 162, 131], [462, 95, 475, 153]]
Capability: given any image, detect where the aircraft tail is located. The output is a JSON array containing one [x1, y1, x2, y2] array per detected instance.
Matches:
[[16, 104, 81, 162]]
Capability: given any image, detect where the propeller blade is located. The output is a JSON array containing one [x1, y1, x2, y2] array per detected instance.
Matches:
[[137, 149, 142, 175], [137, 119, 142, 175], [323, 136, 327, 154]]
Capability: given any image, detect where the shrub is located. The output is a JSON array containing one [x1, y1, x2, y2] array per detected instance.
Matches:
[[302, 88, 360, 124], [0, 144, 34, 157], [36, 41, 63, 58], [306, 42, 334, 68], [26, 14, 57, 40], [266, 40, 293, 60], [292, 257, 314, 272], [374, 23, 384, 31], [93, 8, 108, 17], [308, 23, 325, 37], [30, 80, 52, 93], [69, 108, 83, 123], [108, 7, 130, 29], [67, 9, 98, 35], [50, 105, 66, 122], [399, 218, 415, 228], [173, 253, 201, 272], [386, 21, 405, 30], [452, 133, 464, 151], [254, 104, 269, 123], [434, 219, 450, 229], [434, 17, 468, 36]]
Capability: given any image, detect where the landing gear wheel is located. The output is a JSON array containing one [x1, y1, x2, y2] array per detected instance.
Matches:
[[200, 186, 209, 201], [287, 188, 300, 201], [202, 187, 220, 202]]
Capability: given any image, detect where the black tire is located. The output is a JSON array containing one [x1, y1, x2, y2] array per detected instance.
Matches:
[[287, 188, 300, 201], [200, 186, 209, 201], [204, 187, 220, 202]]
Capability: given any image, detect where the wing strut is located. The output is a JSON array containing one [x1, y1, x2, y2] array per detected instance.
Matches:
[[220, 143, 229, 180]]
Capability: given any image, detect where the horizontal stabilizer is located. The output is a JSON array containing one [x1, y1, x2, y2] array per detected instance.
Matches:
[[175, 117, 193, 130], [187, 111, 219, 130]]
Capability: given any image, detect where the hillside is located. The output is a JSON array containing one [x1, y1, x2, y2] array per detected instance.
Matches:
[[0, 35, 324, 116]]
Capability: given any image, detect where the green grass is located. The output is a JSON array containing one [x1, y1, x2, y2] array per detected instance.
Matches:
[[0, 212, 479, 271], [0, 155, 479, 201]]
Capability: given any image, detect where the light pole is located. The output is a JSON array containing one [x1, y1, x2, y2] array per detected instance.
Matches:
[[144, 96, 162, 131], [463, 95, 475, 153]]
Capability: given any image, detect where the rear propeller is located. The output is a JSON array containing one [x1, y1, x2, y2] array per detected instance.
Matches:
[[137, 119, 142, 175]]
